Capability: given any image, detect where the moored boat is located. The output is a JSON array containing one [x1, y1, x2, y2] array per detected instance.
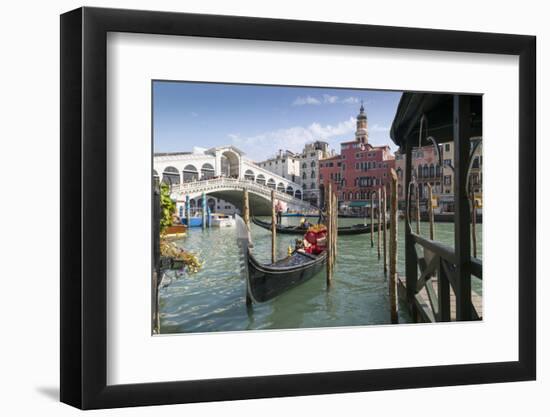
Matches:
[[251, 217, 389, 236], [164, 224, 187, 238], [210, 213, 236, 227]]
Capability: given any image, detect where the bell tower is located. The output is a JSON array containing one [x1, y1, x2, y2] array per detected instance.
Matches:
[[355, 101, 368, 144]]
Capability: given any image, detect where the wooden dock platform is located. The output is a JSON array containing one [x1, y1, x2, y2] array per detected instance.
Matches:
[[397, 275, 483, 322]]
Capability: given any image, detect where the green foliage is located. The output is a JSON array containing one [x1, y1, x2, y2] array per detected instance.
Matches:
[[159, 182, 176, 235]]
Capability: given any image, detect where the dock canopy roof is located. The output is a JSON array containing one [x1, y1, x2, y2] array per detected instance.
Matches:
[[390, 93, 482, 149]]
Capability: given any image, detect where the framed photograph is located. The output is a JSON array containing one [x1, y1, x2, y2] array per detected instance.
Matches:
[[60, 6, 536, 409]]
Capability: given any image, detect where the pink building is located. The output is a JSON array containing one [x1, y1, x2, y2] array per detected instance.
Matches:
[[319, 104, 395, 211]]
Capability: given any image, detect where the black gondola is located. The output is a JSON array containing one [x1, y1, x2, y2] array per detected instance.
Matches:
[[236, 216, 327, 303], [251, 217, 389, 236]]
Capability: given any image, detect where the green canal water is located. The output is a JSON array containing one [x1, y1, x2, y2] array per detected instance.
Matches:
[[159, 217, 482, 334]]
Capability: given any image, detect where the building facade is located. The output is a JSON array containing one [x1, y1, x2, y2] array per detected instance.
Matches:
[[256, 149, 301, 184], [298, 141, 330, 207], [394, 137, 482, 213], [319, 104, 395, 212]]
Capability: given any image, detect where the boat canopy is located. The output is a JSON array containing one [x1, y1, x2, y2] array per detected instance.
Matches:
[[348, 201, 373, 208]]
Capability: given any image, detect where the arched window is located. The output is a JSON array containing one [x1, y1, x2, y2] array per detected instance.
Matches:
[[303, 184, 307, 190], [294, 190, 302, 199], [182, 164, 199, 182], [429, 164, 435, 178], [355, 192, 360, 200], [302, 172, 307, 179], [244, 169, 255, 182], [277, 183, 285, 192], [423, 165, 429, 178], [417, 164, 423, 178], [200, 163, 215, 180], [302, 162, 307, 169], [311, 170, 316, 179], [349, 192, 353, 200], [311, 183, 315, 189], [162, 166, 180, 185], [311, 161, 316, 167], [256, 174, 266, 185], [267, 178, 276, 189], [286, 186, 294, 195], [436, 165, 441, 177]]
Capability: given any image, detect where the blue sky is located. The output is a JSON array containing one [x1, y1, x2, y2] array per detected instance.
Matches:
[[153, 81, 402, 161]]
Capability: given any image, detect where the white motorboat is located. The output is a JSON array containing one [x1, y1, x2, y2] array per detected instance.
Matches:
[[210, 213, 236, 228]]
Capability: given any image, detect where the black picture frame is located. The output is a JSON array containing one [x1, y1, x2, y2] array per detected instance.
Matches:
[[60, 6, 536, 409]]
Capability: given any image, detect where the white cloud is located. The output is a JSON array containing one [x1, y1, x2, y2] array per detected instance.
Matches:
[[190, 111, 199, 117], [229, 117, 356, 160], [341, 97, 360, 104], [292, 96, 321, 106], [369, 123, 390, 132], [322, 94, 339, 104], [292, 94, 362, 106]]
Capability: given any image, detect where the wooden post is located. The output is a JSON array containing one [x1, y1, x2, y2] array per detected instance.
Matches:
[[370, 191, 374, 247], [453, 95, 472, 321], [428, 183, 434, 240], [472, 196, 478, 257], [415, 184, 420, 235], [382, 185, 387, 274], [243, 187, 250, 229], [377, 187, 381, 260], [326, 182, 333, 286], [271, 190, 276, 264], [404, 141, 418, 319], [333, 191, 338, 259], [389, 169, 398, 324]]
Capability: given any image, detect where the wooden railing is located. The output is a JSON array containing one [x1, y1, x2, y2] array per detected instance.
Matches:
[[408, 232, 482, 322]]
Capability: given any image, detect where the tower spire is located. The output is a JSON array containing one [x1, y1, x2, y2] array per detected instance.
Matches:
[[355, 101, 368, 144]]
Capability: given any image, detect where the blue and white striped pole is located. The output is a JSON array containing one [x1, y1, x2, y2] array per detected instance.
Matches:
[[201, 192, 206, 230], [185, 195, 190, 226]]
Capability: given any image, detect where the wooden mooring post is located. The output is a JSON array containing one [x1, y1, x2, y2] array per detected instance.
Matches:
[[471, 191, 477, 258], [382, 185, 387, 274], [377, 187, 381, 260], [243, 187, 250, 229], [326, 182, 333, 285], [415, 184, 420, 235], [389, 169, 398, 323], [428, 183, 434, 240], [271, 190, 276, 264], [332, 191, 338, 259], [370, 191, 375, 247]]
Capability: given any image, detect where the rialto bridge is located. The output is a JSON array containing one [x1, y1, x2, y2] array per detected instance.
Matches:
[[153, 146, 313, 216]]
